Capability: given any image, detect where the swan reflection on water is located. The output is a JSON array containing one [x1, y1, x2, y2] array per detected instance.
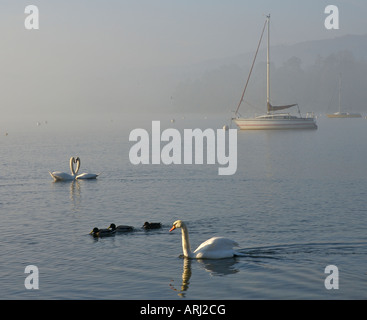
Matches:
[[69, 180, 81, 206], [169, 256, 239, 297], [170, 258, 192, 297], [168, 220, 241, 297], [50, 178, 84, 209], [197, 257, 239, 276]]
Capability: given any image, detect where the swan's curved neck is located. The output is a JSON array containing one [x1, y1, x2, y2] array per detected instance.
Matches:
[[180, 223, 193, 258], [69, 157, 80, 176], [70, 157, 76, 175], [75, 157, 80, 175]]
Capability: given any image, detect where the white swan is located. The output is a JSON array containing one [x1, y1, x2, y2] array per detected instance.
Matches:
[[73, 157, 99, 180], [49, 157, 79, 181], [49, 157, 99, 181], [169, 220, 240, 259]]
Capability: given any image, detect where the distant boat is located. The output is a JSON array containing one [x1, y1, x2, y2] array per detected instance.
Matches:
[[233, 15, 317, 130], [327, 112, 362, 118], [327, 75, 362, 118]]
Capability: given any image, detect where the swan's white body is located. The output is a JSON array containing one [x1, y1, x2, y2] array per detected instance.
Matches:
[[76, 172, 99, 180], [49, 171, 75, 181], [170, 220, 239, 259], [49, 157, 99, 181], [49, 157, 79, 181]]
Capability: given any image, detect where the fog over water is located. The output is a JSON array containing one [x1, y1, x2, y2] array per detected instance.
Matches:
[[1, 2, 367, 301], [1, 1, 367, 134]]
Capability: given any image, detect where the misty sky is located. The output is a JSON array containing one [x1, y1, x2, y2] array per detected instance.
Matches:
[[1, 0, 367, 125]]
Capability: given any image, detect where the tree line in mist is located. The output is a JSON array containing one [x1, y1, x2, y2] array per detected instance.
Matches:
[[172, 50, 367, 115]]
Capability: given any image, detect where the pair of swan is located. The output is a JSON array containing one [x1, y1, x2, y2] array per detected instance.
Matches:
[[170, 220, 240, 259], [49, 157, 99, 181]]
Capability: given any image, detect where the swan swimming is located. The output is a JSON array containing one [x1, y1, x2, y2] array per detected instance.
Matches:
[[49, 157, 79, 181], [169, 220, 240, 259], [73, 157, 99, 180], [49, 157, 99, 181]]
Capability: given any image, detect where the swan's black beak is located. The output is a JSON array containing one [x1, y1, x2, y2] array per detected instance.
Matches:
[[169, 226, 176, 232]]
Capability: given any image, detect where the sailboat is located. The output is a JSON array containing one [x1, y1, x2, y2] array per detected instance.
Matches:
[[233, 15, 317, 130], [326, 75, 362, 118]]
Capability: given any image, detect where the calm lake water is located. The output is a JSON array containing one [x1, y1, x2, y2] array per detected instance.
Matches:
[[0, 114, 366, 300]]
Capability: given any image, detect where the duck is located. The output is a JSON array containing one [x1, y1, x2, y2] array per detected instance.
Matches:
[[108, 223, 134, 232], [169, 220, 240, 259], [143, 221, 162, 229], [89, 227, 116, 237]]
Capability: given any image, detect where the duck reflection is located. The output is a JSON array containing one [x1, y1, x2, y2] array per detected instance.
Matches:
[[170, 257, 239, 297]]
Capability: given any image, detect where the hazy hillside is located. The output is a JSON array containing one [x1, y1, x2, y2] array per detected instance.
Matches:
[[170, 34, 367, 115]]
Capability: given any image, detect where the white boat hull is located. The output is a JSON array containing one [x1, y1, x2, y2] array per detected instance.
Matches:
[[234, 116, 317, 130], [326, 112, 362, 118], [233, 16, 318, 131]]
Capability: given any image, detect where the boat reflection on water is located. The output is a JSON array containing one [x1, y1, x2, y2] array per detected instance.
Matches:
[[169, 257, 239, 297]]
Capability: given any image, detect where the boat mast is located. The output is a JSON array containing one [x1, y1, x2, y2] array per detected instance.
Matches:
[[338, 73, 341, 113], [234, 17, 267, 117], [266, 14, 271, 114]]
